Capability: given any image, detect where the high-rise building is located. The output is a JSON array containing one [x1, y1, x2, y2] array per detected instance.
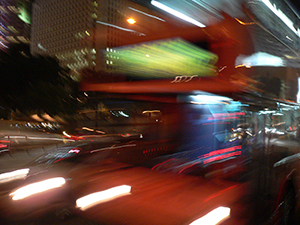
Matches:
[[0, 0, 31, 51], [30, 0, 171, 80]]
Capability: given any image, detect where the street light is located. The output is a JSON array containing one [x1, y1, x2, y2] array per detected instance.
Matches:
[[127, 18, 136, 24]]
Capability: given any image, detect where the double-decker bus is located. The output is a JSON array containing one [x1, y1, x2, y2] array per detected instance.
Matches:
[[77, 0, 300, 224]]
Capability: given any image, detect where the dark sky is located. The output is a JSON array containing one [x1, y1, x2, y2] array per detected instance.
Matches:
[[289, 0, 300, 8], [288, 0, 300, 13], [131, 0, 300, 19]]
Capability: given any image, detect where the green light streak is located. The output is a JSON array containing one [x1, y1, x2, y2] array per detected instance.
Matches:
[[105, 38, 218, 78], [17, 0, 31, 24]]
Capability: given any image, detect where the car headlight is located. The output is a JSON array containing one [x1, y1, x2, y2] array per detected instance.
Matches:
[[189, 206, 231, 225], [10, 177, 66, 200], [0, 168, 29, 184]]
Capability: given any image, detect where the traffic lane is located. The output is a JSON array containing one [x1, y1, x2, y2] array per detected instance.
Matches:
[[1, 214, 103, 225], [0, 129, 72, 157], [0, 137, 70, 155], [0, 139, 178, 222], [70, 166, 250, 225], [0, 143, 68, 173]]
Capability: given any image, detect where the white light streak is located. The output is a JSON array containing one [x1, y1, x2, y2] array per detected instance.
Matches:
[[63, 131, 71, 137], [191, 94, 232, 104], [10, 177, 66, 200], [297, 77, 300, 103], [151, 0, 206, 27], [189, 207, 231, 225], [37, 43, 47, 51], [76, 185, 131, 211], [0, 168, 29, 184], [119, 111, 129, 117], [262, 0, 300, 37], [96, 21, 146, 36], [235, 52, 285, 67], [128, 7, 166, 22], [0, 40, 8, 48], [90, 144, 136, 153]]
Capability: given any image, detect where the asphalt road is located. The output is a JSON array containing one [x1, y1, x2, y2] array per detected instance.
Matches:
[[0, 133, 102, 225], [0, 128, 73, 173], [0, 148, 252, 225], [2, 214, 102, 225], [1, 169, 250, 225], [0, 141, 67, 173], [0, 130, 253, 225]]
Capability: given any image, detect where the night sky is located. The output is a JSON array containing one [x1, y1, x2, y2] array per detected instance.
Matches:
[[131, 0, 300, 18], [288, 0, 300, 14]]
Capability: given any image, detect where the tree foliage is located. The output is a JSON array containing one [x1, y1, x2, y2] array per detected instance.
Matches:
[[0, 43, 80, 118]]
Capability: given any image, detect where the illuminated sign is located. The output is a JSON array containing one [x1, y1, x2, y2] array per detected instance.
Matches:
[[104, 38, 218, 79]]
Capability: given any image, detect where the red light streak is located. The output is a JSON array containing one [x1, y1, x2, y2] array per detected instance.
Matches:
[[151, 158, 174, 170], [289, 126, 295, 131], [201, 145, 242, 158], [204, 151, 241, 164], [196, 145, 242, 164], [178, 161, 201, 174], [204, 184, 239, 202], [208, 112, 244, 120], [213, 112, 245, 116], [152, 145, 242, 171], [208, 116, 239, 120], [64, 135, 85, 140], [202, 122, 230, 125], [68, 148, 81, 154]]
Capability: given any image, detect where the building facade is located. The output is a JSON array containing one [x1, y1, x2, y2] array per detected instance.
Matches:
[[30, 0, 169, 80], [0, 0, 31, 51]]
